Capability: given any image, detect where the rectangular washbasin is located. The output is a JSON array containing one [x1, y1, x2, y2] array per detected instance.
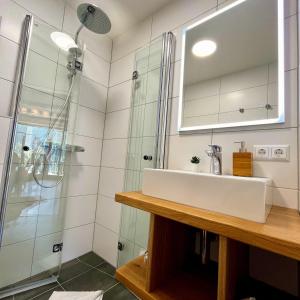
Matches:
[[142, 169, 272, 223]]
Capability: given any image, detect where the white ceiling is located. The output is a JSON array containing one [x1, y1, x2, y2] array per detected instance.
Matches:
[[184, 0, 278, 85], [67, 0, 174, 38]]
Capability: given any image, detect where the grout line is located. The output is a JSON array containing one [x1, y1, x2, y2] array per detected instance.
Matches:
[[102, 282, 120, 294]]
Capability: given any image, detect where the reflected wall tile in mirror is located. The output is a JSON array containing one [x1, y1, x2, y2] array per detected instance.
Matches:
[[218, 108, 267, 124], [24, 51, 57, 95], [219, 85, 268, 113], [184, 96, 219, 117], [2, 201, 39, 246], [129, 105, 145, 138], [183, 114, 219, 127]]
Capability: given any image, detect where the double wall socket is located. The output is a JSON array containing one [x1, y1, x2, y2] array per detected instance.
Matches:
[[253, 145, 290, 161]]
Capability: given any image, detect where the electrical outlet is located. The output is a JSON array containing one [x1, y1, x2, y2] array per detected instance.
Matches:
[[254, 145, 269, 160], [270, 145, 290, 161]]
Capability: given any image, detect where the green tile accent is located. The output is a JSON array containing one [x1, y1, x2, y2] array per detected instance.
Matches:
[[103, 284, 137, 300], [62, 269, 117, 292], [97, 262, 116, 277], [78, 252, 105, 267], [58, 259, 91, 283]]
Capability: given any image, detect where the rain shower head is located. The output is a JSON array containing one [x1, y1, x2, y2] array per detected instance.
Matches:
[[77, 3, 111, 35]]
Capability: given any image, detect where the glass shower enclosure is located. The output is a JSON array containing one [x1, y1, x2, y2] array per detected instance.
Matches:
[[118, 33, 175, 266], [0, 15, 83, 297]]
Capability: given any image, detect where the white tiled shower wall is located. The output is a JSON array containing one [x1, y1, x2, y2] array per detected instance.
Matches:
[[93, 0, 300, 295], [0, 0, 112, 283]]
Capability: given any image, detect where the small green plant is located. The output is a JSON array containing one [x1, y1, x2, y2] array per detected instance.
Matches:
[[190, 156, 200, 164]]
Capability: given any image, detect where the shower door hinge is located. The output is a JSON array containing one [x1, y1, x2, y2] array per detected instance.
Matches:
[[132, 71, 138, 80], [53, 243, 63, 253]]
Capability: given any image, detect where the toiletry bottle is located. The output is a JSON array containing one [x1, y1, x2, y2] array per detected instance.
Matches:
[[233, 141, 253, 177]]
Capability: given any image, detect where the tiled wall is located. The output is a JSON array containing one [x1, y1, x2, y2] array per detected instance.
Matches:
[[0, 0, 112, 285], [92, 0, 299, 293], [183, 62, 278, 127]]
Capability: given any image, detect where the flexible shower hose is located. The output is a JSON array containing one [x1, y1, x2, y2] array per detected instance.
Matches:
[[32, 74, 75, 188]]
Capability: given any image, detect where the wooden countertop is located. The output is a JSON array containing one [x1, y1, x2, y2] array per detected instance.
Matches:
[[116, 191, 300, 261]]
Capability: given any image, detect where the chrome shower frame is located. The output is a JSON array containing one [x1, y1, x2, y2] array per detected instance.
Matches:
[[0, 14, 59, 299], [155, 32, 175, 169], [0, 15, 33, 247]]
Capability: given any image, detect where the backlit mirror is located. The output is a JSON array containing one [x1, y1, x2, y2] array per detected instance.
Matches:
[[178, 0, 284, 132]]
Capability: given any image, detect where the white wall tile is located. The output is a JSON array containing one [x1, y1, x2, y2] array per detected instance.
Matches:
[[212, 128, 298, 189], [14, 0, 65, 29], [168, 134, 212, 172], [107, 81, 132, 113], [101, 139, 128, 169], [64, 195, 97, 229], [0, 78, 13, 117], [70, 135, 102, 166], [112, 18, 152, 62], [96, 195, 121, 233], [65, 166, 100, 197], [284, 0, 297, 17], [0, 36, 19, 81], [285, 15, 297, 71], [93, 224, 118, 266], [99, 167, 125, 198], [272, 188, 298, 209], [0, 0, 27, 43], [24, 51, 57, 94], [151, 0, 217, 39], [0, 117, 10, 164], [62, 223, 94, 262], [75, 106, 105, 139], [220, 65, 268, 94], [110, 54, 134, 87], [79, 76, 107, 113], [104, 109, 130, 139], [83, 50, 110, 86], [0, 239, 34, 288]]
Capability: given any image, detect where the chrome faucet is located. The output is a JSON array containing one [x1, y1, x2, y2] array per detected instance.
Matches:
[[206, 145, 222, 175]]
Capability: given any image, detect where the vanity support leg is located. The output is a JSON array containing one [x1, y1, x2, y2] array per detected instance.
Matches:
[[218, 236, 249, 300]]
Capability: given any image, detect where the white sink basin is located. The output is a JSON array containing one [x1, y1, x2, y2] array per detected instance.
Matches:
[[142, 169, 272, 223]]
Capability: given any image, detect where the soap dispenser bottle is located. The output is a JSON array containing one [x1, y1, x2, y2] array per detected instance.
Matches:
[[233, 141, 253, 177]]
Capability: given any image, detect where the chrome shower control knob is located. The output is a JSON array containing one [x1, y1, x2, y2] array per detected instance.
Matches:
[[22, 145, 30, 151], [143, 155, 153, 161]]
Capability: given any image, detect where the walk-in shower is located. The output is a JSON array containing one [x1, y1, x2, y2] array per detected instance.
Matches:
[[0, 3, 111, 298]]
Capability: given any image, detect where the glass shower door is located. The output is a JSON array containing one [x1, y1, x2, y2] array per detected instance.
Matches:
[[117, 37, 165, 266], [0, 16, 82, 291]]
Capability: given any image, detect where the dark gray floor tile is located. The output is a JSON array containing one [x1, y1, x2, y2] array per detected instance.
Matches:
[[78, 252, 105, 267], [103, 284, 137, 300], [62, 269, 117, 292], [97, 262, 116, 277], [58, 259, 91, 283], [14, 284, 60, 300], [31, 286, 63, 300]]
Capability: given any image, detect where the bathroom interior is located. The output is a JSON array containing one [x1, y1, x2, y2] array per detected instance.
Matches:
[[0, 0, 299, 299]]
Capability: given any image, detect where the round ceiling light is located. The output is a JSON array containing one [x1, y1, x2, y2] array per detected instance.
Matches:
[[50, 32, 77, 52], [192, 40, 217, 57]]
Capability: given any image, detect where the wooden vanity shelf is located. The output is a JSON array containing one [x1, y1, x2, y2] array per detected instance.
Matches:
[[115, 192, 300, 300]]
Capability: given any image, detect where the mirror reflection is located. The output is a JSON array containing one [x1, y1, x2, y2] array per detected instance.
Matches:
[[179, 0, 283, 131]]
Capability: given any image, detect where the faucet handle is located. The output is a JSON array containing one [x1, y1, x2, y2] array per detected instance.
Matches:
[[208, 145, 222, 153]]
